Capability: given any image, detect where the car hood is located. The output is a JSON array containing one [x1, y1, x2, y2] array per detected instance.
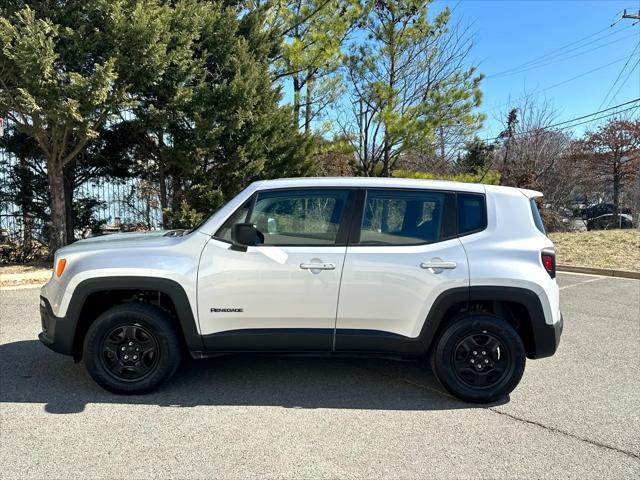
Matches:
[[55, 231, 187, 255]]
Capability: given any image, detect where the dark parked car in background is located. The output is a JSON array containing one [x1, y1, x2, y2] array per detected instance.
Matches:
[[586, 213, 634, 230], [581, 203, 632, 220]]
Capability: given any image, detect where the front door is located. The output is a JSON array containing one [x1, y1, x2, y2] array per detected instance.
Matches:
[[335, 188, 470, 351], [198, 188, 355, 351]]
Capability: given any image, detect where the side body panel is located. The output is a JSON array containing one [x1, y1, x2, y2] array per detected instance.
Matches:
[[461, 186, 561, 326], [335, 237, 470, 340], [197, 239, 346, 343]]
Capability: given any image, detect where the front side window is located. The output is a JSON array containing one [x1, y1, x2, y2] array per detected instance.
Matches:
[[215, 200, 251, 242], [247, 189, 349, 246], [359, 190, 445, 245]]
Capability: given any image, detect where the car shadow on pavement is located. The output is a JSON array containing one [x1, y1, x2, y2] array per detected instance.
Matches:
[[0, 340, 507, 414]]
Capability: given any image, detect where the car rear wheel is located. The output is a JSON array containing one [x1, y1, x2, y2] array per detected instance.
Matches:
[[430, 313, 526, 403], [83, 303, 182, 394]]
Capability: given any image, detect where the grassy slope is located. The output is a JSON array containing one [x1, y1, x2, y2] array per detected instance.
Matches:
[[549, 229, 640, 272]]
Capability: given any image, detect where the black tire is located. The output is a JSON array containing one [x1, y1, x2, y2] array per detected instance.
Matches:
[[83, 303, 182, 394], [430, 313, 526, 403]]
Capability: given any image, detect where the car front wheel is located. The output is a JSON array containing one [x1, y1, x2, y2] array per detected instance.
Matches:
[[83, 303, 182, 394], [430, 313, 526, 403]]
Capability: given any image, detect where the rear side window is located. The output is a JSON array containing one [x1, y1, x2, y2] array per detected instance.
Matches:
[[530, 198, 546, 234], [359, 190, 445, 245], [457, 193, 487, 235]]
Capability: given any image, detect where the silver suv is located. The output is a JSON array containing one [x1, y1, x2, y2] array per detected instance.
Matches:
[[39, 177, 562, 403]]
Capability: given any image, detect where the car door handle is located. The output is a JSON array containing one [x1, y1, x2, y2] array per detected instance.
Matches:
[[420, 261, 457, 271], [300, 262, 336, 270]]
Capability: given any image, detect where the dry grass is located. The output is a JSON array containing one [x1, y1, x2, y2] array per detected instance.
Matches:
[[549, 229, 640, 272], [0, 262, 52, 287]]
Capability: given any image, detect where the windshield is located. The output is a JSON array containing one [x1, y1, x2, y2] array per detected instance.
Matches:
[[187, 203, 227, 234]]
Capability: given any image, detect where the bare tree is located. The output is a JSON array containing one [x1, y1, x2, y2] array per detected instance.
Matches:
[[494, 96, 582, 223], [577, 118, 640, 224]]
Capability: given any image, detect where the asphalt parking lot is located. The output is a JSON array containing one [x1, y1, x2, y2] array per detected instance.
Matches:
[[1, 272, 639, 479]]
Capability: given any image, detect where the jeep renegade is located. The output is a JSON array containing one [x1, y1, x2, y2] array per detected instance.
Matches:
[[39, 177, 562, 403]]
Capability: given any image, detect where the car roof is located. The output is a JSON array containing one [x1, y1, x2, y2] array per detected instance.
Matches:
[[256, 177, 544, 198], [256, 177, 486, 193]]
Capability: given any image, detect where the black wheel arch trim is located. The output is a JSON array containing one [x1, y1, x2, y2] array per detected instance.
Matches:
[[40, 276, 204, 359], [334, 285, 560, 359], [467, 285, 560, 359]]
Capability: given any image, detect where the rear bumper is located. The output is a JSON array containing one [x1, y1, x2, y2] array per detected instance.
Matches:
[[530, 313, 563, 359], [39, 296, 74, 356]]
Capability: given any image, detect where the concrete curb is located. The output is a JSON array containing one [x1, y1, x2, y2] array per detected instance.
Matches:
[[557, 265, 640, 280]]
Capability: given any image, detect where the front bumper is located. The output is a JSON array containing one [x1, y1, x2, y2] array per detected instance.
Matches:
[[39, 296, 75, 356], [531, 313, 563, 359]]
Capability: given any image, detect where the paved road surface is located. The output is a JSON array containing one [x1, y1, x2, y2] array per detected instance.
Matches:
[[1, 273, 639, 479]]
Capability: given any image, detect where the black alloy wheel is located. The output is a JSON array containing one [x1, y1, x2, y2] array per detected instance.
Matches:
[[451, 332, 509, 389], [430, 313, 526, 403], [100, 324, 160, 382], [84, 303, 182, 394]]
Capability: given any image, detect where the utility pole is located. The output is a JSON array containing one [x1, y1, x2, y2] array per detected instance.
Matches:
[[622, 9, 640, 20]]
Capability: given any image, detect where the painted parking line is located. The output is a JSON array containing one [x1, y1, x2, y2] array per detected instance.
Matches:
[[559, 276, 605, 290], [557, 270, 605, 278]]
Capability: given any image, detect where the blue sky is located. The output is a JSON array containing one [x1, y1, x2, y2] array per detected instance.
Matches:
[[284, 0, 640, 141], [433, 0, 640, 139]]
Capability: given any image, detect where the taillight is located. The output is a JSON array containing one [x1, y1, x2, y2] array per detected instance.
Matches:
[[541, 249, 555, 278]]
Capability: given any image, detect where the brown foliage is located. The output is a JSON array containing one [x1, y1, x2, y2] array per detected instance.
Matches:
[[576, 118, 640, 214], [314, 151, 355, 176]]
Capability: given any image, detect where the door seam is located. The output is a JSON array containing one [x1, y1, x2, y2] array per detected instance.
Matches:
[[332, 246, 349, 352]]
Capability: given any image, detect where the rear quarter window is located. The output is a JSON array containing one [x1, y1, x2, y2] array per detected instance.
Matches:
[[457, 193, 487, 235], [530, 198, 546, 234]]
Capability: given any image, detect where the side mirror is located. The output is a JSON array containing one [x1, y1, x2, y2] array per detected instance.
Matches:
[[230, 223, 258, 251]]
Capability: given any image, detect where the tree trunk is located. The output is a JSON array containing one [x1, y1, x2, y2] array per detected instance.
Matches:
[[170, 173, 182, 218], [293, 73, 301, 130], [63, 161, 75, 244], [47, 162, 67, 255], [382, 138, 391, 177], [159, 160, 168, 229], [157, 132, 168, 228], [612, 159, 620, 227], [304, 72, 313, 133], [18, 156, 32, 254]]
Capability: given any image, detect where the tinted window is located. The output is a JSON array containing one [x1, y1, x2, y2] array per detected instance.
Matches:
[[248, 189, 349, 246], [530, 198, 546, 234], [359, 190, 445, 245], [458, 193, 486, 235]]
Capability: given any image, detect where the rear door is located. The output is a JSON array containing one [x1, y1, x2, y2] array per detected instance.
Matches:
[[335, 188, 470, 351], [198, 187, 356, 351]]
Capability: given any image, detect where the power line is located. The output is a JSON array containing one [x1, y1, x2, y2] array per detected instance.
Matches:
[[487, 29, 635, 79], [489, 25, 612, 76], [610, 57, 640, 104], [597, 42, 640, 111], [483, 54, 634, 116], [553, 105, 639, 132], [534, 55, 631, 94], [483, 98, 640, 142]]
